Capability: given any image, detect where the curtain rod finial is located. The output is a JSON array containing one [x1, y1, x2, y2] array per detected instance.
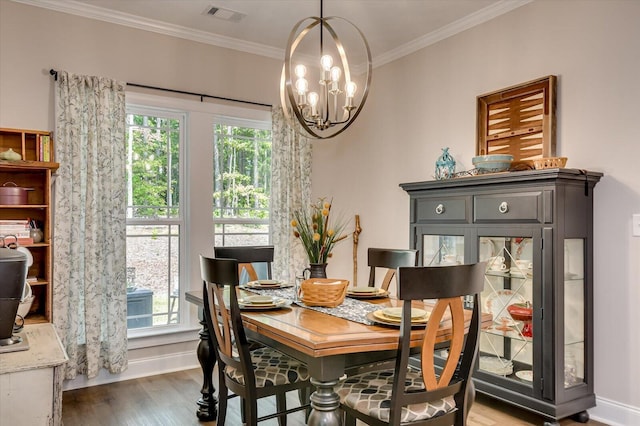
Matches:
[[49, 69, 58, 81]]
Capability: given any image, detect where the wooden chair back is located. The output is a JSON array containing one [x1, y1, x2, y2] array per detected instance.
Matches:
[[214, 245, 274, 283], [391, 263, 486, 425], [200, 256, 255, 388], [367, 248, 419, 291]]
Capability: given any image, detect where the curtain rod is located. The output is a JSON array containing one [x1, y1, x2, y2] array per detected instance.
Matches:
[[49, 69, 272, 108]]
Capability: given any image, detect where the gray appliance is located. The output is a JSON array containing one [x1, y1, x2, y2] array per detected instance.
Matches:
[[0, 248, 27, 346]]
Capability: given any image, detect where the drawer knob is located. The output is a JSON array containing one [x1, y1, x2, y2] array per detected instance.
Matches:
[[435, 203, 445, 215], [498, 201, 509, 214]]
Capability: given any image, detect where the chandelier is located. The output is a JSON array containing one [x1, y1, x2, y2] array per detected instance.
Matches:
[[280, 0, 372, 139]]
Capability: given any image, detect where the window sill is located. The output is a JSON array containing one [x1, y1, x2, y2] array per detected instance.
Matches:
[[127, 324, 201, 350]]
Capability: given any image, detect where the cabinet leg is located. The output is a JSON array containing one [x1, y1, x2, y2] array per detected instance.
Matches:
[[195, 315, 217, 421], [571, 410, 590, 423]]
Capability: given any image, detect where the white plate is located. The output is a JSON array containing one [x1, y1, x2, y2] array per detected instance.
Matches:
[[485, 290, 526, 326], [382, 307, 428, 320], [239, 298, 291, 310], [349, 286, 379, 293], [346, 289, 389, 299], [515, 370, 533, 382], [369, 310, 429, 327], [247, 279, 281, 286], [242, 295, 274, 305]]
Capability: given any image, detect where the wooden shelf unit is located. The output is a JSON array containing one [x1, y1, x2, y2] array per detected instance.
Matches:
[[0, 128, 59, 324]]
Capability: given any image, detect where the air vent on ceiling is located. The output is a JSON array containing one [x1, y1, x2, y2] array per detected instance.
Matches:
[[203, 5, 246, 23]]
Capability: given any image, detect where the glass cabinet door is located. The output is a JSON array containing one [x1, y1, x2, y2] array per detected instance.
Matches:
[[564, 239, 585, 389], [478, 235, 535, 387], [422, 234, 465, 266]]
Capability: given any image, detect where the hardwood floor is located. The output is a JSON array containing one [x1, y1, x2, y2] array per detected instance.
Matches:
[[62, 368, 608, 426]]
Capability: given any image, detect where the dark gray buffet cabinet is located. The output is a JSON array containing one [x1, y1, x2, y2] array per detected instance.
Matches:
[[400, 168, 602, 425]]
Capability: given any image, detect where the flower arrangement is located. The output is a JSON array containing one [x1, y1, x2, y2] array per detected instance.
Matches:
[[291, 198, 348, 264]]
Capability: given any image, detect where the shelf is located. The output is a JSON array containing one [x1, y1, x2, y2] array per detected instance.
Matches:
[[1, 127, 55, 324], [483, 325, 533, 342], [0, 204, 48, 209]]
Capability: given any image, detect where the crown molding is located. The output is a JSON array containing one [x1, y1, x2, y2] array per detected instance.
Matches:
[[12, 0, 531, 71], [11, 0, 284, 60], [371, 0, 533, 69]]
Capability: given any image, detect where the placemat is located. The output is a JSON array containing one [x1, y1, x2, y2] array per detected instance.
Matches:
[[240, 285, 381, 325]]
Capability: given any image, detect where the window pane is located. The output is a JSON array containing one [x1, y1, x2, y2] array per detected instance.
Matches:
[[126, 110, 183, 331], [127, 114, 180, 219], [213, 122, 271, 245], [126, 225, 180, 327]]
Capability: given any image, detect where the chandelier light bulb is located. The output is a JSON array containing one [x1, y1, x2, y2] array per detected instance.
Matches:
[[330, 66, 341, 82], [345, 81, 357, 109], [330, 66, 342, 93], [295, 77, 308, 94], [294, 64, 307, 79], [345, 81, 357, 97], [308, 91, 319, 116], [320, 55, 333, 71], [295, 78, 309, 106]]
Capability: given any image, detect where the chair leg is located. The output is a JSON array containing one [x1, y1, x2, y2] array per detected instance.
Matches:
[[299, 386, 312, 421], [216, 379, 229, 426], [344, 409, 356, 426], [276, 391, 287, 426], [244, 397, 258, 426]]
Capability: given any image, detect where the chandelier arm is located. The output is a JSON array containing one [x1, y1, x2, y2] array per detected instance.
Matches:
[[282, 17, 324, 137]]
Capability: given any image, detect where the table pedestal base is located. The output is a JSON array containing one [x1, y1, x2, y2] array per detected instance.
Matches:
[[308, 378, 342, 426], [195, 316, 217, 421]]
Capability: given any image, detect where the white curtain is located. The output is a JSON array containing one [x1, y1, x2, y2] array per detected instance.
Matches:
[[270, 106, 312, 283], [52, 71, 128, 379]]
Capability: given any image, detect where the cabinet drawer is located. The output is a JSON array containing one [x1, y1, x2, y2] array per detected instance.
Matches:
[[416, 197, 468, 222], [474, 192, 543, 223]]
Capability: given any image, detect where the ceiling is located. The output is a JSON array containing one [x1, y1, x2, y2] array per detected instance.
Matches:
[[14, 0, 531, 68]]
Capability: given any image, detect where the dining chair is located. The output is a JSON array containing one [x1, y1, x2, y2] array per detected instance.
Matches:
[[337, 262, 486, 426], [367, 248, 419, 291], [200, 255, 312, 426], [214, 245, 274, 283]]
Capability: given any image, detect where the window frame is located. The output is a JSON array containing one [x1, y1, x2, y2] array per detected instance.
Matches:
[[124, 90, 271, 345], [125, 104, 187, 338]]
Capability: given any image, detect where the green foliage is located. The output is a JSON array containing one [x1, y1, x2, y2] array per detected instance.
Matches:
[[126, 114, 180, 219], [213, 124, 272, 220]]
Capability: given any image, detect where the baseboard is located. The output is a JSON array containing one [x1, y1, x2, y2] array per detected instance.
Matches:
[[62, 350, 199, 391], [590, 396, 640, 426]]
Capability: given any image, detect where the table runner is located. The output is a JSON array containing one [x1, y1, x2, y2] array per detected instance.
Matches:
[[239, 285, 382, 325]]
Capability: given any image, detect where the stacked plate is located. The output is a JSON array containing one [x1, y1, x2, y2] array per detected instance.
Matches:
[[369, 307, 430, 327], [244, 279, 292, 289], [238, 295, 290, 310], [346, 286, 388, 299]]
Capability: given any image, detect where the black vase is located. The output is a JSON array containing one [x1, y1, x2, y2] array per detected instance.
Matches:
[[304, 263, 328, 279]]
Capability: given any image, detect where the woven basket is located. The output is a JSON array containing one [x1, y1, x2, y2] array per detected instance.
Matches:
[[532, 157, 567, 170], [299, 278, 349, 307]]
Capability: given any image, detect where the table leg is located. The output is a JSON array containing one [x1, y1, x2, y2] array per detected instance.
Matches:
[[307, 378, 342, 426], [195, 314, 217, 421]]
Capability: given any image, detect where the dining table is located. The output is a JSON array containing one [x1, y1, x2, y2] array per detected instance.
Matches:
[[186, 284, 492, 426]]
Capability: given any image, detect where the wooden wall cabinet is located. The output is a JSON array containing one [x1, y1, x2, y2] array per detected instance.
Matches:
[[0, 128, 59, 324], [401, 168, 601, 425]]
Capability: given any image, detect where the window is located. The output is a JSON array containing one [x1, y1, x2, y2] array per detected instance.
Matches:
[[123, 90, 271, 339], [125, 108, 184, 331], [213, 118, 272, 246]]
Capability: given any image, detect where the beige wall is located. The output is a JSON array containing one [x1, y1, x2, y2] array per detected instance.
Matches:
[[314, 1, 640, 423], [2, 0, 639, 423]]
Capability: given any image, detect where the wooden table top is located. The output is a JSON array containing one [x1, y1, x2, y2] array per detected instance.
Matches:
[[186, 290, 492, 359]]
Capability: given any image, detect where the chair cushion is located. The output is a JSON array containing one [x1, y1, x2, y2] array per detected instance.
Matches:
[[336, 369, 456, 423], [225, 347, 310, 387]]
